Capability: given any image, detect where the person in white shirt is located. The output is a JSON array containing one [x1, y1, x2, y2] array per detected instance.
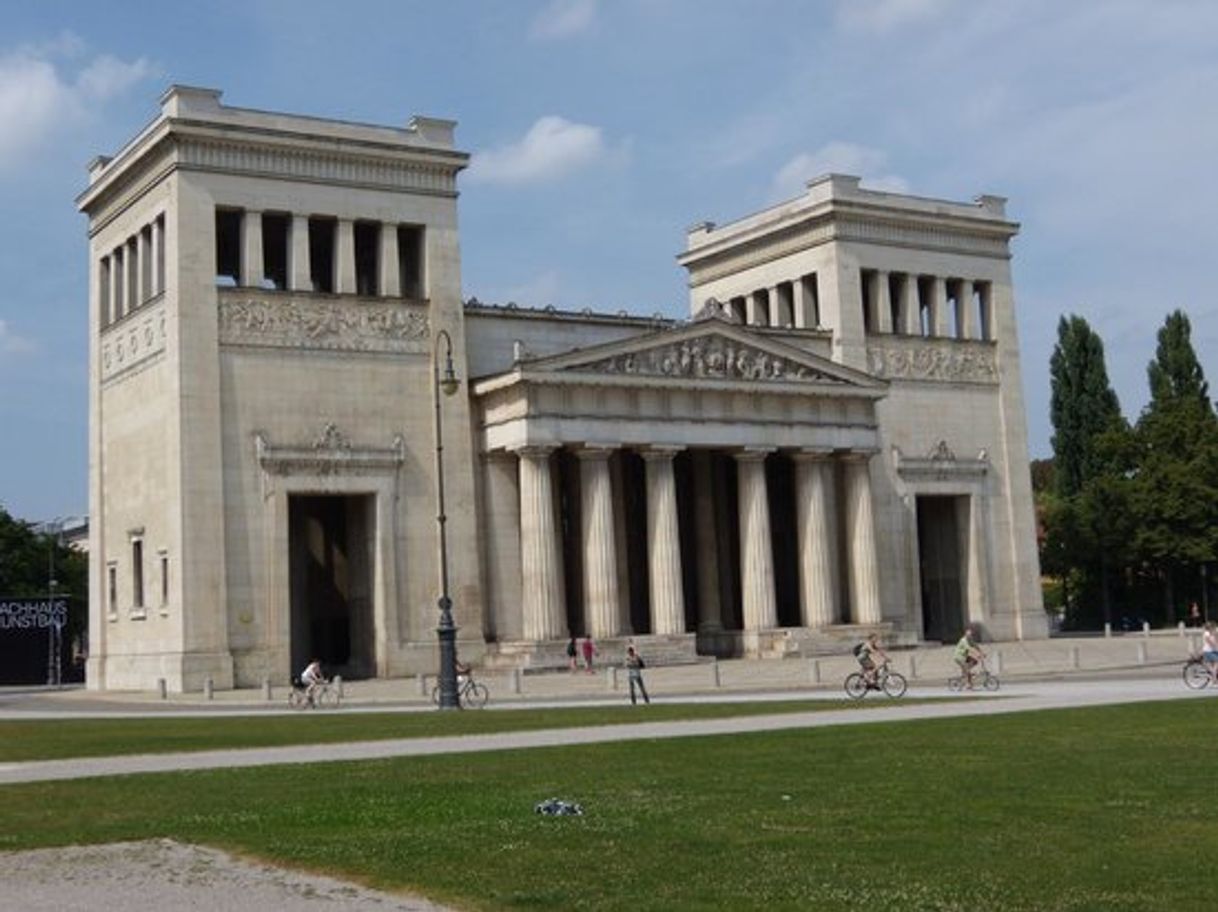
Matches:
[[300, 658, 325, 706], [1203, 623, 1218, 680]]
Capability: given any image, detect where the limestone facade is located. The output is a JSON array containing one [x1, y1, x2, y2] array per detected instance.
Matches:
[[81, 88, 1044, 692]]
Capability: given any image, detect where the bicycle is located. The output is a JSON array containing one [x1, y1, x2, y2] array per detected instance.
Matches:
[[288, 679, 341, 709], [1182, 655, 1217, 690], [844, 661, 907, 699], [431, 674, 489, 709], [948, 658, 1000, 692]]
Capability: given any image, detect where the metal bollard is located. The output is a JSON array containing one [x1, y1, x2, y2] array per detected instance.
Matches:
[[607, 666, 618, 691], [1103, 622, 1112, 638], [710, 659, 721, 688], [157, 677, 167, 700], [262, 676, 272, 701], [334, 675, 343, 699], [1068, 646, 1080, 670], [808, 658, 821, 685], [510, 668, 522, 694], [203, 676, 214, 700], [1136, 641, 1147, 665], [992, 650, 1003, 676]]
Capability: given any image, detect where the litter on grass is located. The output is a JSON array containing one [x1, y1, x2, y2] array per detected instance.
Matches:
[[534, 798, 584, 816]]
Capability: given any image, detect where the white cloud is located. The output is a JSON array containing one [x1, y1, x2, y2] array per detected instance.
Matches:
[[530, 0, 597, 40], [468, 116, 615, 185], [836, 0, 956, 32], [771, 142, 909, 200], [0, 319, 36, 356], [0, 35, 152, 173]]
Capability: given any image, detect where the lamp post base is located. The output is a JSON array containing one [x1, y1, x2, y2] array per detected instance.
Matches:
[[436, 596, 461, 710]]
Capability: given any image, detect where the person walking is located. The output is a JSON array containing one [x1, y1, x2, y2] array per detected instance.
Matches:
[[566, 636, 578, 672], [625, 645, 650, 705], [581, 636, 597, 673]]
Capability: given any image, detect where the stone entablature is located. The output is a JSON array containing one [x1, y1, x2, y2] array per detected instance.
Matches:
[[866, 337, 998, 385], [254, 424, 406, 477], [101, 294, 166, 384], [218, 289, 429, 354], [894, 440, 990, 481]]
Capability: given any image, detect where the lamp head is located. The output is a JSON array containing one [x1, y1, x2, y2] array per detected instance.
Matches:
[[440, 361, 460, 397]]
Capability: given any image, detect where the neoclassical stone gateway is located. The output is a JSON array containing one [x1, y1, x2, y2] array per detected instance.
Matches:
[[80, 87, 1045, 691]]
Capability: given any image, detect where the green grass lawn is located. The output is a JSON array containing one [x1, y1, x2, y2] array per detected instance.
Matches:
[[0, 699, 934, 762], [1, 699, 1209, 911]]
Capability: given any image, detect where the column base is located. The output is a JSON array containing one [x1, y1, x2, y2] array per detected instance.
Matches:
[[731, 623, 913, 659], [484, 634, 698, 670]]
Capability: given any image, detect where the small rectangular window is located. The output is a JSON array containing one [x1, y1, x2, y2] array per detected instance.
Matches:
[[132, 538, 144, 609], [107, 562, 117, 616], [262, 213, 289, 290], [860, 269, 875, 333], [887, 273, 902, 332], [159, 549, 169, 607], [397, 225, 424, 298], [309, 217, 337, 293], [354, 221, 380, 296], [215, 209, 242, 286]]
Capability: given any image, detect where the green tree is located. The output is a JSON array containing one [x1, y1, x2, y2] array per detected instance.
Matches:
[[1132, 311, 1218, 620]]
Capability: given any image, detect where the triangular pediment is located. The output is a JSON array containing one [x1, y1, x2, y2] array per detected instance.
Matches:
[[519, 314, 884, 390]]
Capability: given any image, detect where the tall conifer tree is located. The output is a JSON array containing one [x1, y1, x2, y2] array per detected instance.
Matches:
[[1049, 315, 1123, 498]]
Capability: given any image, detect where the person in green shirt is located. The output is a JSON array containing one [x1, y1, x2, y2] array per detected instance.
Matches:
[[954, 626, 984, 689]]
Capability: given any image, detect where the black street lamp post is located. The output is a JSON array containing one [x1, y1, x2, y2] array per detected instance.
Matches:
[[432, 328, 461, 710]]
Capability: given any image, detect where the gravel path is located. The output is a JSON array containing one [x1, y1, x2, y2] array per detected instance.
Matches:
[[0, 839, 454, 912]]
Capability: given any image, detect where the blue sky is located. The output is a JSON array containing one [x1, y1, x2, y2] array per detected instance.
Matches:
[[1, 0, 1216, 522]]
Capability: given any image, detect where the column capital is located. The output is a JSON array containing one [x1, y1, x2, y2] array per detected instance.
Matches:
[[840, 448, 880, 463], [791, 447, 835, 463], [575, 444, 617, 461], [640, 445, 683, 462], [512, 444, 559, 460], [734, 447, 775, 463]]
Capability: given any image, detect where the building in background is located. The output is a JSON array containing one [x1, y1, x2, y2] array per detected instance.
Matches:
[[79, 87, 1044, 692]]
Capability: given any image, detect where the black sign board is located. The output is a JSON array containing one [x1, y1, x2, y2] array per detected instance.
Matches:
[[0, 597, 74, 685]]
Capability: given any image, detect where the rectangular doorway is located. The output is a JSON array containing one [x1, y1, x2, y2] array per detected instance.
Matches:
[[917, 495, 966, 643], [288, 494, 375, 679]]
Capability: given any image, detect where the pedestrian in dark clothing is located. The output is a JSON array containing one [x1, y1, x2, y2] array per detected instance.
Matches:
[[625, 645, 649, 705], [566, 636, 578, 672]]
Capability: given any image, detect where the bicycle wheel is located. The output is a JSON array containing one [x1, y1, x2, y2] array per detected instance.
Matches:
[[318, 686, 341, 708], [948, 675, 964, 692], [844, 673, 867, 699], [463, 681, 489, 709], [288, 688, 307, 710], [1183, 660, 1211, 690], [982, 672, 1000, 692], [882, 671, 908, 698]]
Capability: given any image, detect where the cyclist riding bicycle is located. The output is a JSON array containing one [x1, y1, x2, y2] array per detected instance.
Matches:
[[954, 626, 985, 690], [1203, 622, 1218, 679], [855, 633, 888, 687], [300, 658, 326, 707]]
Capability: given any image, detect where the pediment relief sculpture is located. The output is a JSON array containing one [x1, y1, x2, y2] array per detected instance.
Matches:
[[571, 333, 846, 384]]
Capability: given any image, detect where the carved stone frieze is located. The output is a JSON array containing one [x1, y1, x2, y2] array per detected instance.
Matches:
[[255, 424, 405, 477], [219, 292, 429, 354], [573, 333, 845, 384], [894, 440, 990, 482], [866, 338, 998, 384], [101, 296, 167, 384]]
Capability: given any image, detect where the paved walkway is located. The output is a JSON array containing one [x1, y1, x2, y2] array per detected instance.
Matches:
[[0, 675, 1208, 785]]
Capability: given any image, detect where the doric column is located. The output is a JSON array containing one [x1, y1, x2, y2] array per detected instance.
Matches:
[[691, 450, 723, 635], [794, 450, 838, 628], [792, 278, 810, 329], [930, 276, 950, 337], [844, 452, 882, 625], [150, 217, 164, 297], [289, 215, 310, 291], [518, 446, 566, 641], [900, 274, 920, 335], [578, 447, 621, 638], [240, 210, 264, 288], [136, 226, 150, 304], [745, 290, 763, 326], [875, 270, 893, 334], [771, 285, 789, 327], [957, 279, 975, 340], [644, 447, 685, 635], [735, 448, 777, 631], [336, 219, 356, 294], [379, 223, 401, 297]]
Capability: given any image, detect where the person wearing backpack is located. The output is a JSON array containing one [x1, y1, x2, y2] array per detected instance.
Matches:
[[855, 634, 887, 688], [625, 645, 650, 705]]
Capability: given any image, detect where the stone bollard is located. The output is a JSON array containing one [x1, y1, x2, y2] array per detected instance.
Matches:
[[907, 653, 918, 680], [1178, 621, 1186, 637], [1067, 646, 1080, 670], [157, 677, 167, 700], [710, 659, 721, 688], [416, 674, 428, 696], [334, 675, 344, 699], [607, 667, 618, 691], [262, 676, 272, 701], [203, 676, 214, 700], [992, 650, 1003, 676], [808, 658, 821, 685], [1136, 641, 1147, 665], [1142, 621, 1151, 639], [1103, 622, 1112, 639], [510, 668, 522, 694]]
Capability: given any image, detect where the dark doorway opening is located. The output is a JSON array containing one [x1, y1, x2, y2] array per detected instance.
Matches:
[[289, 494, 375, 679], [917, 495, 966, 642], [620, 450, 651, 635], [767, 453, 801, 627]]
